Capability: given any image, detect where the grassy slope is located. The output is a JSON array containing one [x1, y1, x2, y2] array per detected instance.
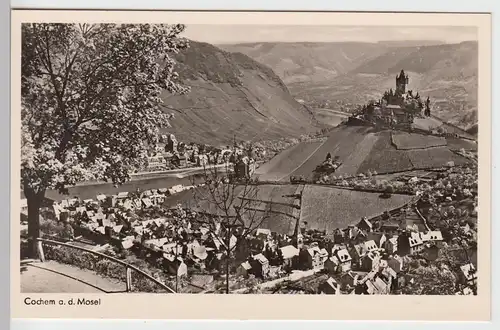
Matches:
[[255, 124, 474, 180], [163, 183, 303, 235], [159, 41, 320, 145], [357, 131, 414, 174], [300, 185, 414, 232], [391, 132, 447, 150], [255, 141, 324, 181], [289, 125, 372, 179]]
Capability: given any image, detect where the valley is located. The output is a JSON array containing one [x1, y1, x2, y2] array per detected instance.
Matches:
[[221, 41, 478, 129]]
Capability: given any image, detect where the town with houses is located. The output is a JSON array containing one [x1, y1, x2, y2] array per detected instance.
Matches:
[[20, 82, 479, 294]]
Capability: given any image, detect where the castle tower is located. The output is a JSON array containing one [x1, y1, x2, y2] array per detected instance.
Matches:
[[395, 69, 409, 95]]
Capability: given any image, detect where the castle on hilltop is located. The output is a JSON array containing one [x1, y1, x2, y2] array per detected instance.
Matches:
[[354, 69, 432, 128], [396, 69, 409, 95]]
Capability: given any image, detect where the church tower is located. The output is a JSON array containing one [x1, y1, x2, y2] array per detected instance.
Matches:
[[395, 69, 409, 95]]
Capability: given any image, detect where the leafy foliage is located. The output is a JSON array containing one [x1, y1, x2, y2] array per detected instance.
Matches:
[[21, 23, 189, 194], [402, 264, 456, 295], [43, 245, 174, 293]]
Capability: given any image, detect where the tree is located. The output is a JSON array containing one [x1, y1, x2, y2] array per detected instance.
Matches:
[[190, 163, 274, 293], [21, 23, 189, 257], [383, 185, 394, 198]]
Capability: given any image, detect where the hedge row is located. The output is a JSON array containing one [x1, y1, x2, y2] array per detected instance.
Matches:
[[43, 244, 170, 293]]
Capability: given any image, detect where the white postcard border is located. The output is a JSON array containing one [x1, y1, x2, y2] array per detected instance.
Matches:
[[8, 8, 494, 322]]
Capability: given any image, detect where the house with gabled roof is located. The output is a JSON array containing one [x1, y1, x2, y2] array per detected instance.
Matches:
[[387, 254, 404, 273], [420, 230, 443, 243], [319, 277, 341, 295], [112, 225, 123, 235], [343, 225, 367, 244], [297, 246, 315, 270], [363, 240, 378, 253], [324, 256, 341, 275], [256, 228, 272, 241], [279, 245, 299, 269], [384, 236, 398, 254], [122, 199, 134, 211], [141, 190, 153, 197], [162, 242, 182, 255], [163, 254, 188, 277], [145, 237, 170, 251], [303, 246, 329, 270], [121, 236, 135, 250], [250, 253, 270, 279], [85, 210, 95, 219], [236, 261, 253, 278], [340, 271, 359, 290], [460, 263, 477, 286], [96, 226, 106, 235], [117, 192, 129, 199], [362, 250, 382, 272], [352, 239, 379, 266], [398, 231, 424, 256], [75, 206, 87, 214], [357, 217, 373, 233], [336, 248, 353, 272], [331, 243, 347, 255], [380, 220, 400, 235], [133, 225, 144, 235], [367, 276, 391, 295], [366, 232, 387, 249], [60, 199, 69, 209], [142, 198, 153, 208]]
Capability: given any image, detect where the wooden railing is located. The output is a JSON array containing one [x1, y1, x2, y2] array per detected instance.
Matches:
[[36, 238, 176, 293]]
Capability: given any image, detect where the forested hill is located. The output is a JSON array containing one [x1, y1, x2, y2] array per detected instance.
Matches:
[[159, 41, 321, 145]]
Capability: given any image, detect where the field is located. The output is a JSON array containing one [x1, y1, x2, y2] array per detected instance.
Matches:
[[357, 132, 414, 174], [249, 184, 304, 206], [257, 203, 301, 236], [300, 185, 415, 232], [254, 141, 324, 181], [440, 122, 477, 140], [391, 132, 447, 150], [289, 125, 372, 179], [413, 117, 443, 131], [163, 184, 303, 235], [254, 123, 475, 180], [335, 133, 380, 176], [407, 147, 470, 169]]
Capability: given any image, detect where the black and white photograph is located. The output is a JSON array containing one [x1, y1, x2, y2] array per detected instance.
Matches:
[[17, 16, 484, 300]]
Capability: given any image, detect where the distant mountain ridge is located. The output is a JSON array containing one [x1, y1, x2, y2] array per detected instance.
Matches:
[[220, 40, 478, 128], [219, 42, 389, 84], [376, 40, 446, 47], [160, 41, 321, 145]]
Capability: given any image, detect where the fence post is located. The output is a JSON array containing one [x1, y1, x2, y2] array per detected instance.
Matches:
[[37, 240, 45, 262], [126, 267, 132, 292]]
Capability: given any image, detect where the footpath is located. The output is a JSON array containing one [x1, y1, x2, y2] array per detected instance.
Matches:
[[20, 260, 126, 293]]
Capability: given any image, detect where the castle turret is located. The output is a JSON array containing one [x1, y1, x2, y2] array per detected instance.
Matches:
[[395, 69, 409, 95]]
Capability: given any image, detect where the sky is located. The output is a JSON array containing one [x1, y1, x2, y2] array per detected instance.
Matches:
[[181, 25, 477, 45]]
